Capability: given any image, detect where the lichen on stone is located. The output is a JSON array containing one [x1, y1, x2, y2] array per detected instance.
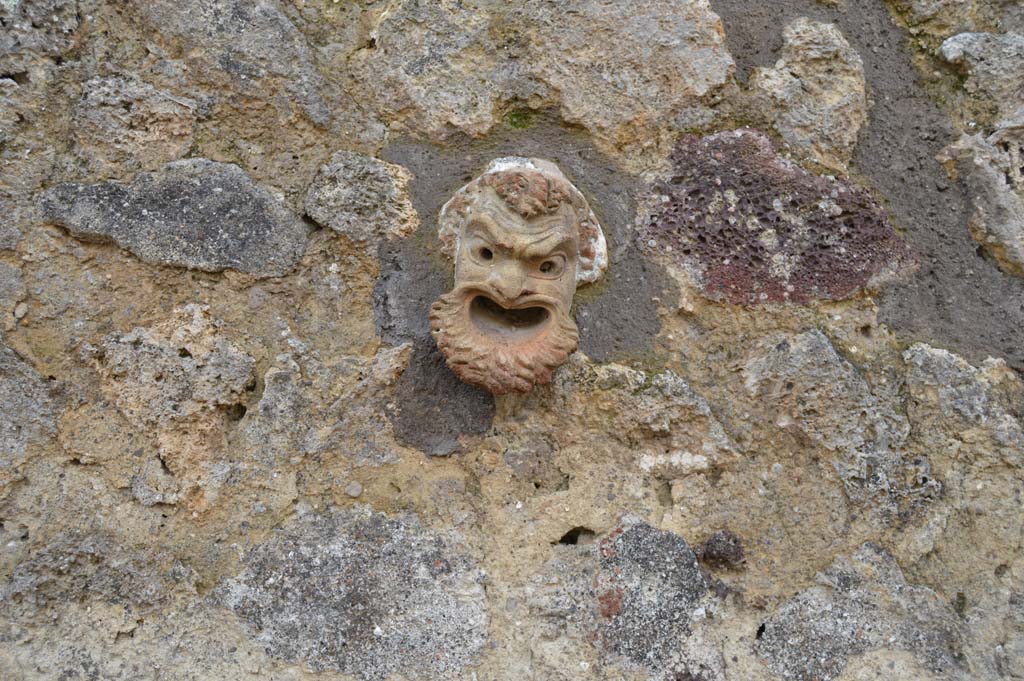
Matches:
[[42, 159, 310, 277], [0, 338, 55, 491], [525, 518, 723, 680], [304, 150, 419, 249], [756, 544, 967, 681], [941, 115, 1024, 277], [215, 506, 489, 680]]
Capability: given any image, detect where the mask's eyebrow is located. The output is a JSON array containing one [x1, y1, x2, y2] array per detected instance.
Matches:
[[464, 214, 510, 249], [523, 233, 574, 260]]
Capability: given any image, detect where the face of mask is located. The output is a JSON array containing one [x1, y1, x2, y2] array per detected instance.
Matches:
[[430, 159, 604, 395]]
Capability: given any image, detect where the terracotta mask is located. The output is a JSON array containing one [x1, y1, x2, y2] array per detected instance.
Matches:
[[430, 158, 607, 395]]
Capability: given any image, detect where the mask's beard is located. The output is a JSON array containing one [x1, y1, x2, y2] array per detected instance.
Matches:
[[429, 289, 579, 395]]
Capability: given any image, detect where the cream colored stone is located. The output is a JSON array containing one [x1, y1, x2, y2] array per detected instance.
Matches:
[[751, 18, 867, 171]]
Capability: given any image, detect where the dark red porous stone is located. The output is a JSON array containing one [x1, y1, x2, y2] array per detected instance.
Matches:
[[639, 129, 912, 305]]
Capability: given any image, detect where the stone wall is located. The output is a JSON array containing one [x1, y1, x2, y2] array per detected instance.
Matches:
[[1, 1, 1022, 679]]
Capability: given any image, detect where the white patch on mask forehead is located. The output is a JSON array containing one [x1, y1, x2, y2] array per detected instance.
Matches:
[[484, 157, 539, 175]]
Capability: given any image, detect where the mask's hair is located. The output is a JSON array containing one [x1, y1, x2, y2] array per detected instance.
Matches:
[[438, 158, 607, 284]]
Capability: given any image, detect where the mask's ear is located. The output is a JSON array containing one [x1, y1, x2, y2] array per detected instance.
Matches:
[[575, 207, 607, 286], [438, 192, 474, 262]]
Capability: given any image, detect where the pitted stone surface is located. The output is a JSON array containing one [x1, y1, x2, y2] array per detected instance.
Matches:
[[0, 198, 19, 250], [99, 305, 255, 428], [595, 521, 717, 676], [941, 32, 1024, 124], [888, 0, 1024, 42], [608, 365, 733, 474], [2, 532, 182, 614], [903, 342, 1024, 455], [526, 519, 722, 680], [511, 0, 734, 154], [238, 343, 410, 466], [129, 0, 334, 127], [942, 119, 1024, 276], [41, 159, 310, 277], [305, 150, 419, 249], [88, 305, 255, 505], [0, 0, 80, 60], [72, 76, 197, 177], [743, 330, 921, 503], [698, 529, 746, 569], [517, 354, 736, 476], [346, 0, 496, 139], [886, 0, 973, 40], [756, 544, 967, 681], [216, 507, 488, 679], [0, 339, 54, 488], [750, 18, 867, 171], [0, 261, 24, 317], [639, 129, 911, 304], [348, 0, 733, 156]]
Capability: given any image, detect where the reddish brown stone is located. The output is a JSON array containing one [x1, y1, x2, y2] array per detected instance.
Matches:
[[597, 588, 624, 619], [639, 130, 912, 305]]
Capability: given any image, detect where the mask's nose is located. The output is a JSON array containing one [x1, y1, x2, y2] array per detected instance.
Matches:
[[487, 261, 529, 304]]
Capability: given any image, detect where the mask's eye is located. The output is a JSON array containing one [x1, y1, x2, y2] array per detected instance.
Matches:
[[467, 239, 496, 265], [534, 255, 566, 278]]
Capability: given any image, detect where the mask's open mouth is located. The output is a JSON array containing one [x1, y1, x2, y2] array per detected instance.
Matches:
[[469, 295, 550, 342]]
